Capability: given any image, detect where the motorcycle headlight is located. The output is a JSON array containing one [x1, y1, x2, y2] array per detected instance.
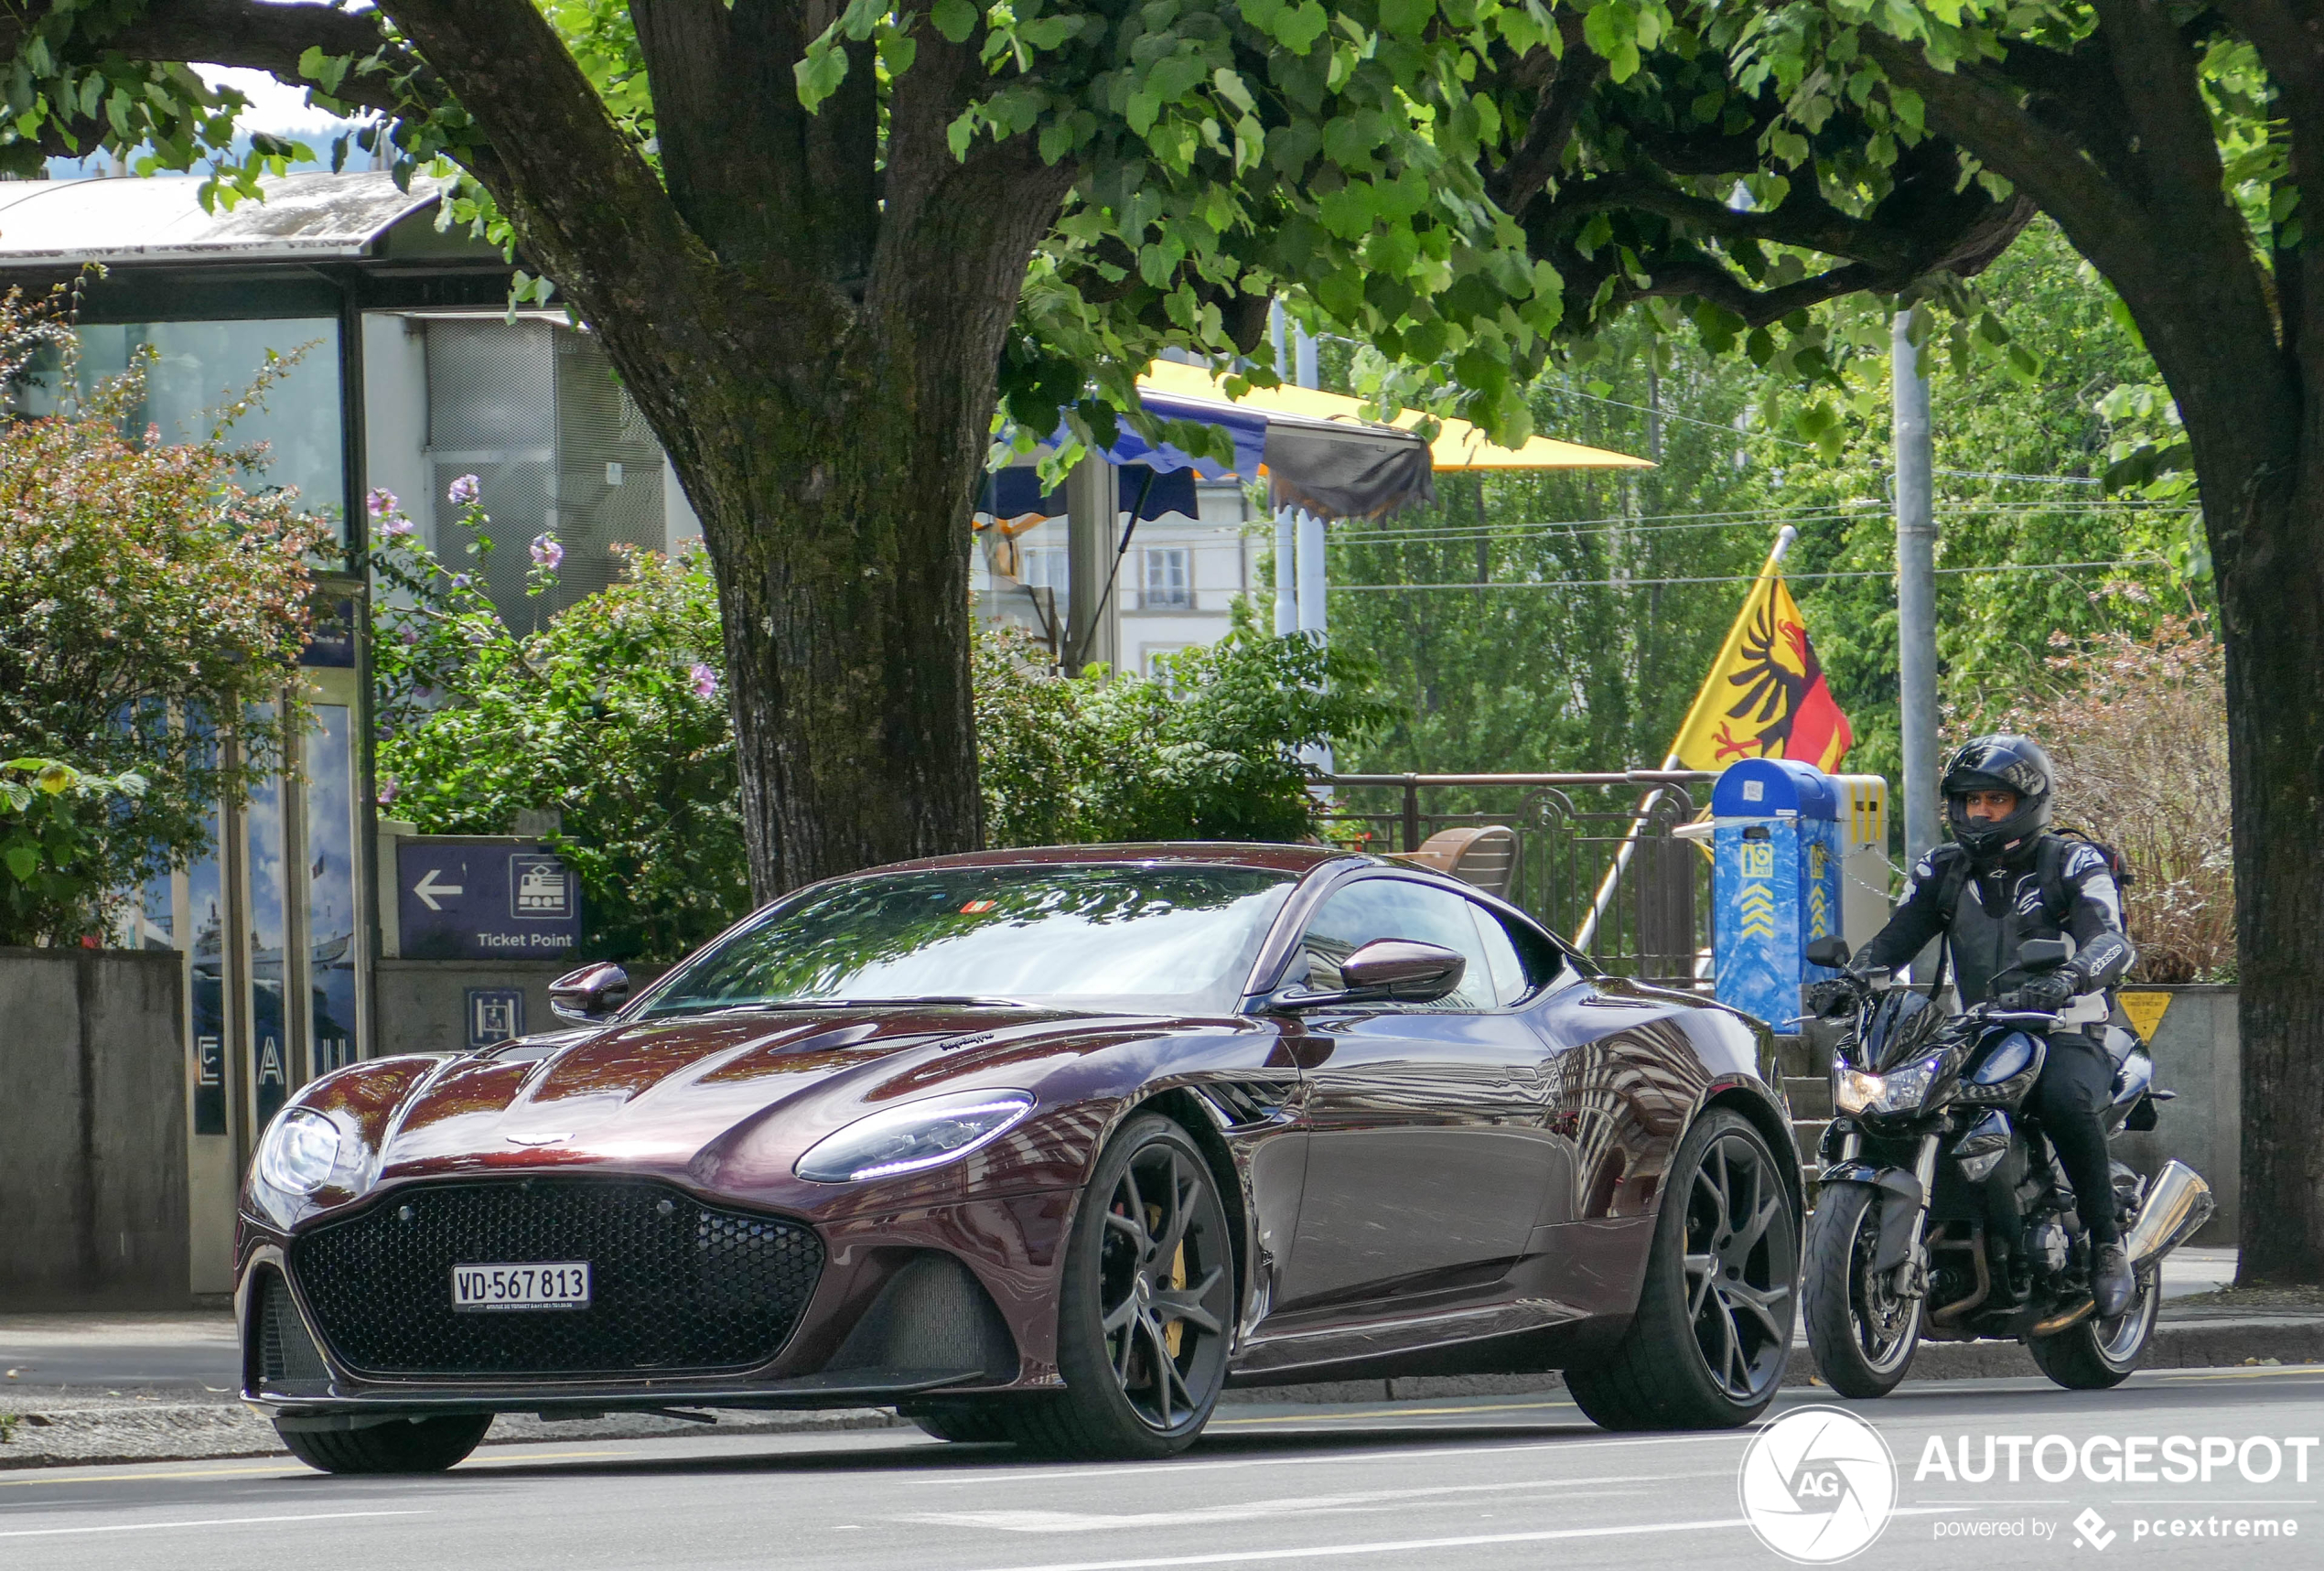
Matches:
[[795, 1090, 1035, 1183], [256, 1107, 343, 1196], [1834, 1052, 1944, 1117]]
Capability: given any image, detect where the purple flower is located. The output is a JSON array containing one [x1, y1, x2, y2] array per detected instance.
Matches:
[[378, 514, 414, 539], [689, 662, 719, 700], [366, 488, 399, 519], [398, 626, 419, 645], [447, 474, 481, 507], [377, 777, 399, 806], [449, 574, 471, 590], [530, 533, 565, 570]]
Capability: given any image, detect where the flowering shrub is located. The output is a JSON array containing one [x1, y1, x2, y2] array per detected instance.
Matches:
[[0, 285, 326, 943], [1980, 613, 2233, 982], [370, 496, 746, 963]]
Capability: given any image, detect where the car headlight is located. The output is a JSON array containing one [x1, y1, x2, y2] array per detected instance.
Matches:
[[1834, 1053, 1944, 1117], [256, 1107, 343, 1195], [794, 1090, 1035, 1183]]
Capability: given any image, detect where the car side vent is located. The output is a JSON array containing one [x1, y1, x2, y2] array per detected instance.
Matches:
[[1202, 1078, 1295, 1130], [258, 1272, 332, 1393]]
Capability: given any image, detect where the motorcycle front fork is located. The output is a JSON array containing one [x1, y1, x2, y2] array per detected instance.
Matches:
[[1892, 1133, 1942, 1298]]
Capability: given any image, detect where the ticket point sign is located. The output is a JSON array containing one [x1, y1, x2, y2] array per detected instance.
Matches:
[[397, 839, 583, 961]]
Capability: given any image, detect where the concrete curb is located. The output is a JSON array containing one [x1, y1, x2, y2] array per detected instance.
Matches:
[[5, 1317, 2317, 1469]]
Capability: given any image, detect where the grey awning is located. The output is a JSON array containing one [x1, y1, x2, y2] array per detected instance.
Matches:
[[0, 171, 451, 264]]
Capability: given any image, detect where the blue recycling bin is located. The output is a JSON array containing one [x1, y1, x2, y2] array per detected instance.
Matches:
[[1712, 759, 1845, 1030]]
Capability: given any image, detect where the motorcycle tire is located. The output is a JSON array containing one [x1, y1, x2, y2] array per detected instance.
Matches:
[[1803, 1180, 1924, 1399], [2029, 1264, 2160, 1390]]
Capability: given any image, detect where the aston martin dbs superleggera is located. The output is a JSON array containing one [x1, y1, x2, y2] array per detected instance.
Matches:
[[238, 842, 1802, 1470]]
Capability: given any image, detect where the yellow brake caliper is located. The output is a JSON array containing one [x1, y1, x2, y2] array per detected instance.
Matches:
[[1146, 1202, 1188, 1358]]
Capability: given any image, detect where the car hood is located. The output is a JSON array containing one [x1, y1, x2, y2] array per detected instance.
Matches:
[[306, 1003, 1228, 1211]]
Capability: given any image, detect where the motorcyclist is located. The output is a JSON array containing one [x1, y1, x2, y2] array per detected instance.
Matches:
[[1843, 735, 2139, 1318]]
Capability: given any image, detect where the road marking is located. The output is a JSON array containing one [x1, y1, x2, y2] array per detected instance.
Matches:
[[931, 1427, 1751, 1486], [1212, 1399, 1576, 1426], [2157, 1365, 2324, 1381], [910, 1472, 1691, 1533], [0, 1509, 422, 1540], [955, 1506, 1976, 1571], [0, 1447, 637, 1488]]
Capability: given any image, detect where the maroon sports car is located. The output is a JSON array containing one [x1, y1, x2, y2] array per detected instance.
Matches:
[[238, 843, 1801, 1471]]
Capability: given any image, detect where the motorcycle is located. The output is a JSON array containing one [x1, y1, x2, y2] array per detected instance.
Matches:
[[1798, 933, 2215, 1397]]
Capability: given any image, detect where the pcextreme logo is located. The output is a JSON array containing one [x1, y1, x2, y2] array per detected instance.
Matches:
[[1738, 1404, 1899, 1564]]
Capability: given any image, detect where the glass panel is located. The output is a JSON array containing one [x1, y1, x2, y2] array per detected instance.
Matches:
[[305, 705, 360, 1074], [644, 866, 1296, 1017], [61, 321, 345, 540], [246, 706, 292, 1126], [188, 806, 228, 1138], [1469, 905, 1531, 1006]]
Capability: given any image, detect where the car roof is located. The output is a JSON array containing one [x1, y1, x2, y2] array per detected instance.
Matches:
[[876, 841, 1364, 877]]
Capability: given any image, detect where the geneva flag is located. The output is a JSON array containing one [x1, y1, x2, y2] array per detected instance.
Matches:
[[1668, 552, 1854, 772]]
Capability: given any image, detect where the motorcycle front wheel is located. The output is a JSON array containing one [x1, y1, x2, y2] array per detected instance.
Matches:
[[1803, 1180, 1924, 1398], [2029, 1263, 2160, 1390]]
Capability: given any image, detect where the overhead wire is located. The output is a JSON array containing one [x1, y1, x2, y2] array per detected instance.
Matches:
[[1328, 556, 2174, 592]]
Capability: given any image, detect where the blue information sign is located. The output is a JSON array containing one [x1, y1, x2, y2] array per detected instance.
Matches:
[[397, 840, 583, 961]]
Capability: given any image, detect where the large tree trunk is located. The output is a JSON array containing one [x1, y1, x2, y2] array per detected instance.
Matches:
[[2215, 461, 2324, 1281], [368, 0, 1074, 897]]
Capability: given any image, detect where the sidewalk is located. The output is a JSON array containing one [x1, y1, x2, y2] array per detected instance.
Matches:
[[2, 1249, 2308, 1469]]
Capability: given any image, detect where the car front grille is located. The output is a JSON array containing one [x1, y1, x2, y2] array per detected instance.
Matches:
[[287, 1178, 823, 1380]]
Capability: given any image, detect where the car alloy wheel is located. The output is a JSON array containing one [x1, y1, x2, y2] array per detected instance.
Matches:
[[1011, 1114, 1235, 1458], [1682, 1127, 1796, 1402], [1565, 1109, 1799, 1430]]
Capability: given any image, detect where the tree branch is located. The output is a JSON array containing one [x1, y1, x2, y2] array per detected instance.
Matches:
[[1486, 12, 1600, 212], [1, 0, 416, 120]]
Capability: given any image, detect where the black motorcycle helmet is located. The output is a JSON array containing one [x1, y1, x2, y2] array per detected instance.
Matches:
[[1941, 734, 2055, 862]]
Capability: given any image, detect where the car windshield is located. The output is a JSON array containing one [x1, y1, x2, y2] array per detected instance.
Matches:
[[638, 864, 1297, 1017]]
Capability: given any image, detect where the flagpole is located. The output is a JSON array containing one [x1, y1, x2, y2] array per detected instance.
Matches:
[[1573, 525, 1798, 955]]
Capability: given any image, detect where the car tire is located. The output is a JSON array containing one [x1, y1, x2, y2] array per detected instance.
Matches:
[[1565, 1109, 1800, 1431], [2028, 1263, 2158, 1390], [274, 1414, 492, 1474], [1802, 1179, 1924, 1398], [998, 1114, 1236, 1460], [903, 1401, 1017, 1444]]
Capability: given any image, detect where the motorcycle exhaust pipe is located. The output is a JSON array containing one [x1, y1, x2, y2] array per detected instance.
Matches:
[[2125, 1160, 2216, 1270]]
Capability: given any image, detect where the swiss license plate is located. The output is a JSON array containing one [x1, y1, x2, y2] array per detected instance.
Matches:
[[451, 1261, 591, 1311]]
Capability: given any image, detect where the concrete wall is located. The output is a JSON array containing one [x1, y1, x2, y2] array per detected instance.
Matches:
[[373, 959, 666, 1058], [2117, 984, 2239, 1247], [0, 949, 189, 1309]]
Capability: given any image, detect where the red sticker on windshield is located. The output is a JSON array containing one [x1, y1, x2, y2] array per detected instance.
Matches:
[[962, 899, 996, 914]]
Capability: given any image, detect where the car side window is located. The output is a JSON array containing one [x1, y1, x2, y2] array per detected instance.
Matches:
[[1298, 877, 1494, 1009], [1469, 903, 1532, 1006]]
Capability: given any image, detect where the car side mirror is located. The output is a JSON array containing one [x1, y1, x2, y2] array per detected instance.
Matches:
[[1805, 936, 1852, 969], [2017, 936, 2074, 970], [1339, 939, 1468, 1003], [549, 961, 630, 1022]]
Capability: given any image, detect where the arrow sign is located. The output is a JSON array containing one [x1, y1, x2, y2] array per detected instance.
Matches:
[[413, 866, 464, 911]]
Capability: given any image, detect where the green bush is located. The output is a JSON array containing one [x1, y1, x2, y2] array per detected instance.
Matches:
[[375, 511, 1396, 963], [0, 759, 148, 946]]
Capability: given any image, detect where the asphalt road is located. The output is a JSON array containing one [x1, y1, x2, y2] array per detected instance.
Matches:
[[5, 1364, 2319, 1571]]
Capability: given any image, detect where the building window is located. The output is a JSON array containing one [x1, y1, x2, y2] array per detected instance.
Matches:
[[1143, 546, 1193, 609], [1021, 545, 1068, 593]]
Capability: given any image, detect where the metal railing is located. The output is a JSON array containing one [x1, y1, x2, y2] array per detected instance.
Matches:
[[1318, 770, 1716, 987]]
